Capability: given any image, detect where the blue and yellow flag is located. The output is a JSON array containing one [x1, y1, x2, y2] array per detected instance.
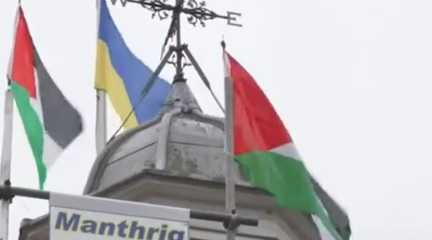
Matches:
[[95, 0, 170, 128]]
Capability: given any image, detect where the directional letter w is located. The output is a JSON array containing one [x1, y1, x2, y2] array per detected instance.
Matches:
[[110, 0, 128, 7]]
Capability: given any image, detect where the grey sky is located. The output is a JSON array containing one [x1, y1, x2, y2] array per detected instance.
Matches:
[[1, 0, 432, 239]]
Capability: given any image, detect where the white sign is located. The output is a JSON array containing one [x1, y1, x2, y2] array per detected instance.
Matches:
[[50, 193, 189, 240]]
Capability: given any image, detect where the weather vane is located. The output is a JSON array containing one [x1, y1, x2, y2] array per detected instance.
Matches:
[[109, 3, 242, 239], [110, 0, 242, 112], [112, 0, 242, 27]]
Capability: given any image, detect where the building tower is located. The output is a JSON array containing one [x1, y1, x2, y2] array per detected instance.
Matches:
[[18, 1, 350, 239], [19, 80, 350, 240]]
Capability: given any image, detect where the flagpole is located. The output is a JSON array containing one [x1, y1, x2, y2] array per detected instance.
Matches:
[[0, 90, 14, 240], [1, 5, 19, 238], [95, 0, 107, 155], [222, 42, 237, 240], [95, 90, 107, 154]]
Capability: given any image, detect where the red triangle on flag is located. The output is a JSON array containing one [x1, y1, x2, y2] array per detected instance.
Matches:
[[10, 7, 37, 98], [226, 53, 293, 155]]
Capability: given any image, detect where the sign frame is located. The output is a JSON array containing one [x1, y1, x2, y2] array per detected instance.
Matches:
[[50, 193, 190, 240]]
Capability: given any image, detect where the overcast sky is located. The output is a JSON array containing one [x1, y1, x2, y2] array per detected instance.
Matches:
[[1, 0, 432, 239]]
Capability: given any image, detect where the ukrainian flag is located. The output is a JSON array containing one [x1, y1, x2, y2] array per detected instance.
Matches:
[[95, 0, 171, 128]]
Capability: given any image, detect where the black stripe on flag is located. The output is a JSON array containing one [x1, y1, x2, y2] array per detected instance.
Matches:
[[311, 177, 351, 240], [34, 49, 83, 148]]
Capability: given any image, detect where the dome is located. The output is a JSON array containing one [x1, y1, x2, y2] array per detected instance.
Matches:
[[20, 81, 349, 240], [84, 81, 247, 194]]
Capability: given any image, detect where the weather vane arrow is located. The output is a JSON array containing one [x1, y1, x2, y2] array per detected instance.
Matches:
[[111, 0, 242, 27]]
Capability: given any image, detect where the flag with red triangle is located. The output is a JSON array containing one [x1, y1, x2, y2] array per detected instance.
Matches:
[[224, 51, 350, 240], [7, 7, 82, 189]]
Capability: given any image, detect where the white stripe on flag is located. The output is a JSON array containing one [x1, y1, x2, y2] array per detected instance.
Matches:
[[270, 142, 302, 161], [42, 134, 62, 167], [312, 215, 335, 240]]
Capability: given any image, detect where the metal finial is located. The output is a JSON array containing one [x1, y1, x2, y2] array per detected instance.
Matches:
[[221, 40, 226, 50]]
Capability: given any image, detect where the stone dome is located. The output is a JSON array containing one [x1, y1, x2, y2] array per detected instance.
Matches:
[[84, 81, 246, 194], [82, 81, 350, 240], [20, 81, 350, 240]]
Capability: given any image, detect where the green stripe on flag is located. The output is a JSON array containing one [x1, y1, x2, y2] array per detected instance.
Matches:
[[236, 151, 319, 212], [10, 82, 46, 189], [236, 151, 342, 240]]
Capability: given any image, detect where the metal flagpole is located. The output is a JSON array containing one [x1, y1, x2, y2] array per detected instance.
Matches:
[[1, 3, 20, 238], [222, 42, 237, 240], [95, 90, 107, 154], [95, 0, 107, 155], [0, 90, 14, 240]]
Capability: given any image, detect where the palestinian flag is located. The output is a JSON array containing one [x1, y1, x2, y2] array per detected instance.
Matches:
[[224, 52, 349, 240], [7, 8, 82, 189]]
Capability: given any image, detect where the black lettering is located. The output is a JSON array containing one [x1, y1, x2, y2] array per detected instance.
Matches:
[[55, 212, 80, 232], [81, 220, 97, 234], [129, 221, 146, 239], [147, 227, 159, 240], [99, 222, 116, 236], [168, 230, 185, 240], [117, 220, 129, 238], [159, 225, 168, 240]]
